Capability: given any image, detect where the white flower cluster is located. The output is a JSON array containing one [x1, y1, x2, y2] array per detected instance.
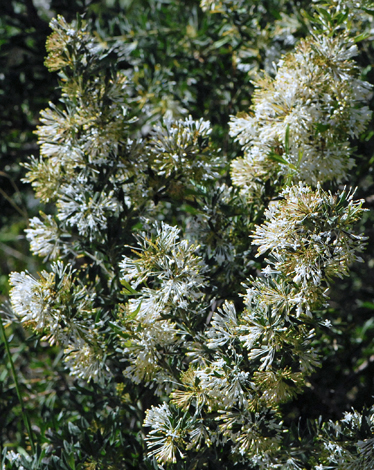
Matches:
[[144, 401, 287, 468], [9, 261, 107, 382], [25, 213, 66, 260], [120, 222, 205, 305], [144, 403, 187, 464], [23, 15, 147, 231], [36, 75, 131, 167], [230, 32, 372, 197], [252, 184, 367, 313], [118, 222, 205, 388], [8, 6, 373, 468], [218, 409, 283, 465], [57, 175, 120, 240], [42, 15, 133, 163], [204, 297, 312, 405], [148, 116, 220, 182]]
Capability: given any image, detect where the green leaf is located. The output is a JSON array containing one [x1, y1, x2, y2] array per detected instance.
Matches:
[[268, 151, 297, 170], [67, 452, 76, 470], [181, 203, 199, 215], [334, 11, 349, 26], [315, 123, 330, 135], [354, 32, 371, 43], [268, 152, 289, 166], [301, 9, 318, 23], [120, 279, 139, 295], [285, 124, 290, 154], [270, 9, 282, 20], [128, 301, 142, 319], [335, 191, 348, 211], [213, 37, 230, 49], [362, 7, 374, 16], [317, 8, 332, 24], [68, 421, 80, 435], [108, 321, 130, 339], [360, 301, 374, 310]]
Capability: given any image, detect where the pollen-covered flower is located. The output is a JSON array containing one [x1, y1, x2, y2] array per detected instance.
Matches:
[[9, 270, 55, 332], [10, 261, 96, 346], [64, 339, 110, 383], [148, 116, 220, 182], [120, 222, 205, 306], [36, 104, 85, 168], [206, 301, 238, 349], [171, 367, 211, 412], [194, 356, 252, 409], [252, 184, 367, 290], [57, 176, 120, 240], [44, 15, 93, 72], [117, 222, 206, 391], [25, 213, 67, 260], [217, 409, 283, 463], [120, 318, 180, 385], [144, 403, 187, 464]]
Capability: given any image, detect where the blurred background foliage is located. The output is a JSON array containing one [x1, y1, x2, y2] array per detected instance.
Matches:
[[1, 0, 374, 468]]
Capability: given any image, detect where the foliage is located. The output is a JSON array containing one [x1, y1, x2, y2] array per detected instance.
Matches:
[[1, 1, 374, 469]]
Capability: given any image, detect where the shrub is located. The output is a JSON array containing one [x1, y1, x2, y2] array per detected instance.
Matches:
[[2, 1, 374, 469]]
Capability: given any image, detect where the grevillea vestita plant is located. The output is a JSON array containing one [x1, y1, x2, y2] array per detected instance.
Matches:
[[2, 2, 374, 469]]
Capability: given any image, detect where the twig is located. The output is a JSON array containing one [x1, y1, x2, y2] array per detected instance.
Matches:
[[0, 314, 36, 453], [0, 241, 31, 262], [0, 171, 29, 219]]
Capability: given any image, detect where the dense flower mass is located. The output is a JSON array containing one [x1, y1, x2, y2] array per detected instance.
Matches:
[[252, 184, 367, 285], [144, 403, 187, 463], [9, 262, 107, 382], [148, 116, 220, 182], [117, 222, 205, 388], [230, 31, 372, 198], [141, 183, 367, 465]]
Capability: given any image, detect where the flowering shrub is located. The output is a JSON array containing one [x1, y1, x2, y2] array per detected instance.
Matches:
[[2, 1, 374, 470]]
